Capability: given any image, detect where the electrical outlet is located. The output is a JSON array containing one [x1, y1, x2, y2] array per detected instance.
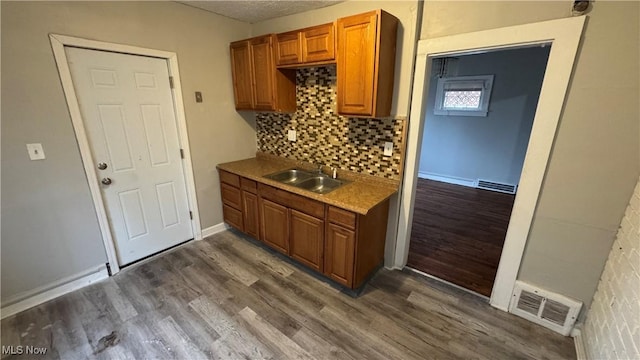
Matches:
[[288, 129, 297, 142], [26, 143, 46, 160], [383, 142, 393, 157]]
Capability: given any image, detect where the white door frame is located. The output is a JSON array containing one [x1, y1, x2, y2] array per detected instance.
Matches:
[[50, 34, 203, 274], [395, 16, 586, 311]]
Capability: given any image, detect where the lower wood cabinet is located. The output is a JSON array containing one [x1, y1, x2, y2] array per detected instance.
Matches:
[[259, 198, 289, 255], [242, 191, 260, 239], [218, 168, 390, 291], [324, 200, 390, 289], [222, 203, 244, 231], [325, 223, 355, 287], [221, 178, 244, 231], [290, 209, 324, 272]]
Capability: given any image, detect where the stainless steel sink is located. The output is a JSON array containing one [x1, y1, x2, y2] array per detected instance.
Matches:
[[264, 168, 314, 184], [295, 176, 345, 194], [264, 168, 347, 194]]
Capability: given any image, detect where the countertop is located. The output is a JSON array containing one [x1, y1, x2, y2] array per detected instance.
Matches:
[[216, 154, 399, 215]]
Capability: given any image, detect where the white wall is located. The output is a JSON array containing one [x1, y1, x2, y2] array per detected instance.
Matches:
[[419, 46, 549, 186], [583, 178, 640, 359], [1, 1, 254, 305]]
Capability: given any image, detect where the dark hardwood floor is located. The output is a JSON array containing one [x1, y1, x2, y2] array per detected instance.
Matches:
[[408, 178, 515, 297], [0, 230, 574, 359]]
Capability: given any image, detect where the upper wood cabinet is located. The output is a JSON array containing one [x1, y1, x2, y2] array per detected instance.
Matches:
[[230, 41, 253, 110], [275, 32, 302, 65], [250, 36, 277, 111], [275, 23, 335, 67], [336, 10, 398, 118], [229, 10, 397, 117], [230, 35, 296, 112], [302, 23, 335, 63]]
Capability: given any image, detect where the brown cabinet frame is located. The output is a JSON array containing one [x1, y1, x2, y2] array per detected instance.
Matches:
[[218, 169, 389, 290]]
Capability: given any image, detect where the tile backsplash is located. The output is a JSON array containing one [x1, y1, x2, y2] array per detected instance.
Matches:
[[256, 66, 405, 180]]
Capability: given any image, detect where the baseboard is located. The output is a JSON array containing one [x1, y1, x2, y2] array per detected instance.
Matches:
[[201, 222, 229, 239], [417, 172, 476, 188], [573, 328, 588, 360], [1, 265, 109, 319]]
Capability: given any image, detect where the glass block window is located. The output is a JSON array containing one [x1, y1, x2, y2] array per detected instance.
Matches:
[[434, 75, 494, 117], [442, 90, 482, 109]]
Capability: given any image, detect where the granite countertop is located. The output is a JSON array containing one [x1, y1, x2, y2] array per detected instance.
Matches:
[[216, 154, 399, 215]]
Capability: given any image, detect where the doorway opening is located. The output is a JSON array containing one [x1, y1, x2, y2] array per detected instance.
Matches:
[[407, 46, 551, 297], [395, 16, 585, 311]]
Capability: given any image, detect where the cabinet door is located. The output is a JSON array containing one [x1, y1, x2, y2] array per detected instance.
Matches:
[[250, 36, 275, 111], [337, 12, 377, 116], [302, 23, 335, 63], [259, 198, 289, 254], [275, 32, 302, 65], [325, 223, 355, 287], [230, 41, 253, 110], [242, 191, 260, 239], [290, 210, 324, 272]]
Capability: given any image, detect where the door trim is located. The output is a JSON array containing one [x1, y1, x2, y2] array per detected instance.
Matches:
[[395, 16, 586, 311], [50, 34, 203, 274]]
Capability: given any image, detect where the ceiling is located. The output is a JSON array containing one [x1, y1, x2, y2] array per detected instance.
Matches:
[[179, 1, 342, 23]]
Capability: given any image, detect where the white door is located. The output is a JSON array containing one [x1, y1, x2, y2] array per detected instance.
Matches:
[[66, 47, 193, 265]]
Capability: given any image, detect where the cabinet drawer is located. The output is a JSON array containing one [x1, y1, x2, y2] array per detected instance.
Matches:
[[221, 183, 242, 209], [327, 206, 356, 230], [220, 170, 240, 187], [241, 178, 257, 193], [223, 204, 244, 231], [258, 183, 324, 218]]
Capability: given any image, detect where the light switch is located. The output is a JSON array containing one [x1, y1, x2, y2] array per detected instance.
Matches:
[[288, 129, 297, 142], [27, 143, 46, 160], [383, 142, 393, 157], [195, 91, 203, 103]]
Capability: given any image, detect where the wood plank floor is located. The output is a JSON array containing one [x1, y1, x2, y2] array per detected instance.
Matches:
[[1, 230, 574, 359], [408, 179, 515, 296]]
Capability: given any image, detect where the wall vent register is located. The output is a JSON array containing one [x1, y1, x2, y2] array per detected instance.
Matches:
[[476, 179, 517, 194], [510, 280, 582, 336]]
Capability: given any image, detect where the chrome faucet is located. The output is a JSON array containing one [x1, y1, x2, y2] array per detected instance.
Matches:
[[316, 163, 338, 179]]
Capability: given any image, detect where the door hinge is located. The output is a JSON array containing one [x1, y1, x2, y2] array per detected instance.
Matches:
[[180, 148, 184, 159], [169, 76, 174, 89], [189, 211, 193, 220], [106, 262, 112, 276]]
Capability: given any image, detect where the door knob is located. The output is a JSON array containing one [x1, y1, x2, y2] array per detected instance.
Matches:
[[97, 162, 108, 170], [101, 177, 112, 185]]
